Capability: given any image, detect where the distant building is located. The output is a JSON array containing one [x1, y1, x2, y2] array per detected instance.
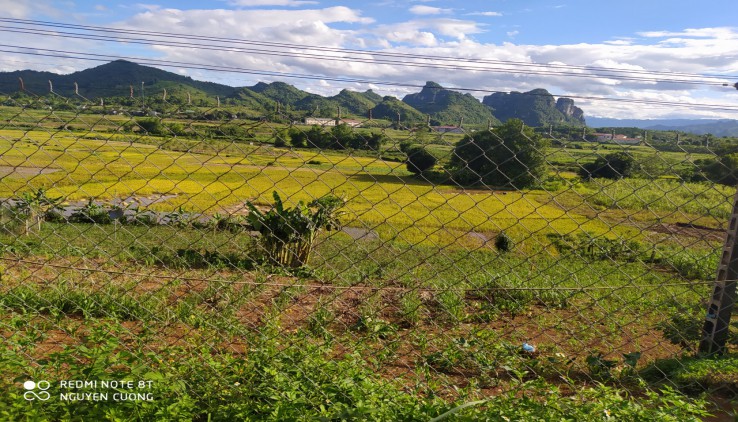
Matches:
[[303, 117, 363, 128], [339, 119, 363, 128], [304, 117, 336, 127], [431, 125, 463, 134], [592, 133, 640, 145], [612, 137, 641, 145]]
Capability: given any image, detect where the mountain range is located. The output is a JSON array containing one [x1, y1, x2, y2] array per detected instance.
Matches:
[[0, 60, 586, 127], [586, 117, 738, 137]]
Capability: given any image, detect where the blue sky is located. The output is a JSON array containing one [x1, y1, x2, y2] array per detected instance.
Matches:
[[2, 0, 738, 119]]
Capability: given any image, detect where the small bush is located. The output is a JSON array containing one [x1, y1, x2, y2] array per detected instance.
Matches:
[[494, 232, 513, 253], [68, 199, 113, 224], [579, 152, 636, 180], [405, 145, 437, 174]]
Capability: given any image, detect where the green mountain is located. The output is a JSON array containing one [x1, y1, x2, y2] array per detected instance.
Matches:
[[330, 89, 381, 117], [227, 87, 273, 112], [0, 61, 589, 127], [482, 89, 585, 127], [294, 94, 340, 118], [370, 96, 427, 123], [0, 60, 235, 98], [249, 81, 310, 107], [361, 89, 383, 104], [402, 81, 499, 126]]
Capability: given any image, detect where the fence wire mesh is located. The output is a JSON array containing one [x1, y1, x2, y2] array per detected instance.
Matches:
[[0, 84, 736, 420]]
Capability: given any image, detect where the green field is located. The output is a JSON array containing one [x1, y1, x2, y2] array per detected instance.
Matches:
[[1, 114, 736, 420]]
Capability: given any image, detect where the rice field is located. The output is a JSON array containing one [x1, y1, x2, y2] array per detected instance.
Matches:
[[0, 120, 735, 420]]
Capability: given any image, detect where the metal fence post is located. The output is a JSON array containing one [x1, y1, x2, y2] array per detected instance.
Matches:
[[700, 188, 738, 355]]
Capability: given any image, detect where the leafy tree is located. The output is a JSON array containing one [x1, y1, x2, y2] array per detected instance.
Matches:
[[579, 152, 636, 180], [288, 128, 308, 148], [405, 146, 437, 174], [211, 124, 247, 139], [347, 133, 384, 151], [328, 123, 354, 149], [165, 122, 186, 136], [693, 153, 738, 185], [136, 118, 166, 136], [289, 124, 382, 151], [449, 119, 548, 189], [290, 126, 326, 148]]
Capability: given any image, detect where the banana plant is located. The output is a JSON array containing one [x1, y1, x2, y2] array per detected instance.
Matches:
[[246, 191, 344, 268], [10, 188, 63, 235]]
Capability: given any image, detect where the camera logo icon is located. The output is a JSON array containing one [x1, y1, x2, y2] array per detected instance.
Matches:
[[23, 380, 51, 401]]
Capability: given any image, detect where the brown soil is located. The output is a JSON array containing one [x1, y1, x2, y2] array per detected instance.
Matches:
[[0, 165, 60, 177], [649, 222, 725, 242]]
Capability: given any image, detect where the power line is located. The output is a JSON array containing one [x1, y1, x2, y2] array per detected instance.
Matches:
[[3, 44, 738, 112], [0, 25, 721, 86], [0, 18, 732, 87]]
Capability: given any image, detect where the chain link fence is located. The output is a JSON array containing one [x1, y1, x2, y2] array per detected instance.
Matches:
[[0, 85, 736, 420]]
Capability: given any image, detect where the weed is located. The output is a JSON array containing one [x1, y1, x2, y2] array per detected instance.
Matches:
[[307, 300, 333, 339], [435, 289, 466, 325], [399, 290, 424, 327], [68, 199, 114, 224], [4, 188, 62, 235]]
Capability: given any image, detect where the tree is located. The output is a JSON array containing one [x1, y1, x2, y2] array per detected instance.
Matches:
[[290, 126, 326, 148], [347, 133, 384, 151], [579, 152, 635, 180], [694, 153, 738, 185], [405, 146, 437, 174], [448, 119, 548, 189], [136, 118, 166, 136], [328, 123, 354, 149]]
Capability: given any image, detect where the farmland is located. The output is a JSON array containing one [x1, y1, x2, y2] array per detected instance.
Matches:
[[0, 106, 736, 420]]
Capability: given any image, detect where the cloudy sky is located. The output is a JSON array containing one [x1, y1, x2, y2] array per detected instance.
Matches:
[[1, 0, 738, 119]]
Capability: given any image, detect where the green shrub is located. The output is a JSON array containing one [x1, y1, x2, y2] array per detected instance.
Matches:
[[494, 232, 513, 253], [246, 191, 344, 268], [406, 145, 437, 174]]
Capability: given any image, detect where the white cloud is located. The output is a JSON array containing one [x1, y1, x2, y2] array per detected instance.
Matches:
[[638, 27, 738, 38], [228, 0, 319, 6], [5, 2, 737, 119], [409, 5, 452, 15], [507, 30, 519, 38], [468, 11, 502, 17], [0, 0, 61, 18], [119, 8, 738, 118], [375, 18, 484, 42]]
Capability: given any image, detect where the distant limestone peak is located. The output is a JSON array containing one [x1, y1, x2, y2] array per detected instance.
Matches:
[[555, 98, 585, 122], [402, 81, 498, 125], [482, 89, 585, 127], [422, 81, 444, 90]]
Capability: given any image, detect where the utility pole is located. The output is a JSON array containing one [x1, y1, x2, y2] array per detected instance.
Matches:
[[701, 80, 738, 355], [700, 190, 738, 355]]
